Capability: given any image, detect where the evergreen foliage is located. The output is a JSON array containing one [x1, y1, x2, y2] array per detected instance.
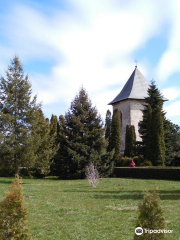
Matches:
[[164, 119, 180, 165], [0, 176, 30, 240], [32, 109, 56, 177], [134, 187, 167, 240], [146, 106, 152, 161], [124, 125, 136, 157], [63, 87, 113, 178], [111, 108, 121, 165], [139, 81, 165, 165], [105, 109, 112, 152], [151, 106, 165, 166], [49, 114, 60, 175], [0, 56, 40, 174]]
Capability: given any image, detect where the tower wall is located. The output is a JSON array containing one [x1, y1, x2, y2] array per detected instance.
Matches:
[[112, 99, 145, 152]]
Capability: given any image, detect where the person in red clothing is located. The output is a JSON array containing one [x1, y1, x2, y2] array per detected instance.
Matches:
[[129, 160, 136, 168]]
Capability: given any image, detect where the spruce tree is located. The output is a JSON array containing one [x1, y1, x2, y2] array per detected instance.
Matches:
[[111, 108, 121, 165], [0, 56, 40, 174], [0, 176, 30, 240], [134, 187, 167, 240], [139, 80, 164, 145], [105, 110, 112, 152], [139, 80, 165, 165], [64, 87, 113, 178]]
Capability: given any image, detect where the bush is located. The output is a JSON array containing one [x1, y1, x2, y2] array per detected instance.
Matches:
[[116, 157, 133, 167], [132, 156, 144, 166], [140, 160, 153, 166], [134, 187, 167, 240], [0, 176, 30, 240]]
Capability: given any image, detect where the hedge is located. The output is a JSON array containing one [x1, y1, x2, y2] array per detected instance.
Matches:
[[114, 167, 180, 180]]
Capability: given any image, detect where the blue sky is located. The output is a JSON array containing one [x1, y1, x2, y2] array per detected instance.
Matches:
[[0, 0, 180, 125]]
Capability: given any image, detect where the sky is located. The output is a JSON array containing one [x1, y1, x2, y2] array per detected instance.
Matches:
[[0, 0, 180, 125]]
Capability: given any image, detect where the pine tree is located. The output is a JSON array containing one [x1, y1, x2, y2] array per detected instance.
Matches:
[[134, 187, 167, 240], [0, 176, 30, 240], [105, 110, 112, 152], [111, 108, 121, 165], [64, 87, 113, 178], [0, 56, 40, 174]]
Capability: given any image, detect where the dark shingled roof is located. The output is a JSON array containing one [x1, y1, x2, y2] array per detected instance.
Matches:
[[109, 67, 149, 105]]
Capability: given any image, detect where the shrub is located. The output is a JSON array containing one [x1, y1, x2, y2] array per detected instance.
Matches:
[[116, 157, 133, 167], [133, 156, 144, 166], [85, 161, 99, 188], [140, 160, 153, 166], [0, 175, 30, 240], [134, 187, 167, 240]]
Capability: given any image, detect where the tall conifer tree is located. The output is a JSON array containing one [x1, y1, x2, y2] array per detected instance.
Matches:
[[64, 87, 113, 178], [0, 56, 40, 174], [139, 80, 165, 165], [111, 108, 121, 164], [124, 125, 136, 157], [151, 106, 165, 165], [105, 110, 112, 152]]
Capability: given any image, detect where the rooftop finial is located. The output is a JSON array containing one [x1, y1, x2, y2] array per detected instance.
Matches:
[[135, 59, 138, 68]]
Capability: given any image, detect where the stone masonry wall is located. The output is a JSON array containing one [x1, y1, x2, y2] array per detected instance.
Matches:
[[112, 99, 145, 152]]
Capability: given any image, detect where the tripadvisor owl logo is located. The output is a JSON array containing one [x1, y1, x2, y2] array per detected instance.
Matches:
[[135, 227, 143, 235]]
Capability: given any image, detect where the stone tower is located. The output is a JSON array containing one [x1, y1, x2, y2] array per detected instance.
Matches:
[[108, 66, 149, 152]]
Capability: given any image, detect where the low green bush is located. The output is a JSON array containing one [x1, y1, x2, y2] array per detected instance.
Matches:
[[140, 160, 153, 166]]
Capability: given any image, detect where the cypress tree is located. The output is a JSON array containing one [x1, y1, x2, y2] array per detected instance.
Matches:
[[151, 106, 165, 166], [111, 108, 121, 164], [49, 114, 60, 175], [64, 87, 113, 178], [124, 125, 130, 157], [105, 110, 112, 152], [32, 109, 56, 176], [124, 125, 136, 157], [0, 56, 40, 174], [0, 176, 30, 240], [146, 106, 153, 161], [134, 187, 167, 240]]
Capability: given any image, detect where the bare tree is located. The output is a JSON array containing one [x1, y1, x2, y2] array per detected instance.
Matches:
[[85, 161, 99, 188]]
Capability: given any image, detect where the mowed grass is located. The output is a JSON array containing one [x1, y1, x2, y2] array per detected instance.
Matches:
[[0, 178, 180, 240]]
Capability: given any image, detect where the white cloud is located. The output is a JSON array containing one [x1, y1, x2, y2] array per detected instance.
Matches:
[[164, 100, 180, 118], [161, 87, 180, 101], [156, 0, 180, 81], [0, 0, 175, 119]]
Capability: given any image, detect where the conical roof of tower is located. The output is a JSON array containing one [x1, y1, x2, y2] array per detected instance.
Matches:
[[108, 67, 149, 105]]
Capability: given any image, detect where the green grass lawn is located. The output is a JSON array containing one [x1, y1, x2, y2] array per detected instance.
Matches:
[[0, 177, 180, 240]]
